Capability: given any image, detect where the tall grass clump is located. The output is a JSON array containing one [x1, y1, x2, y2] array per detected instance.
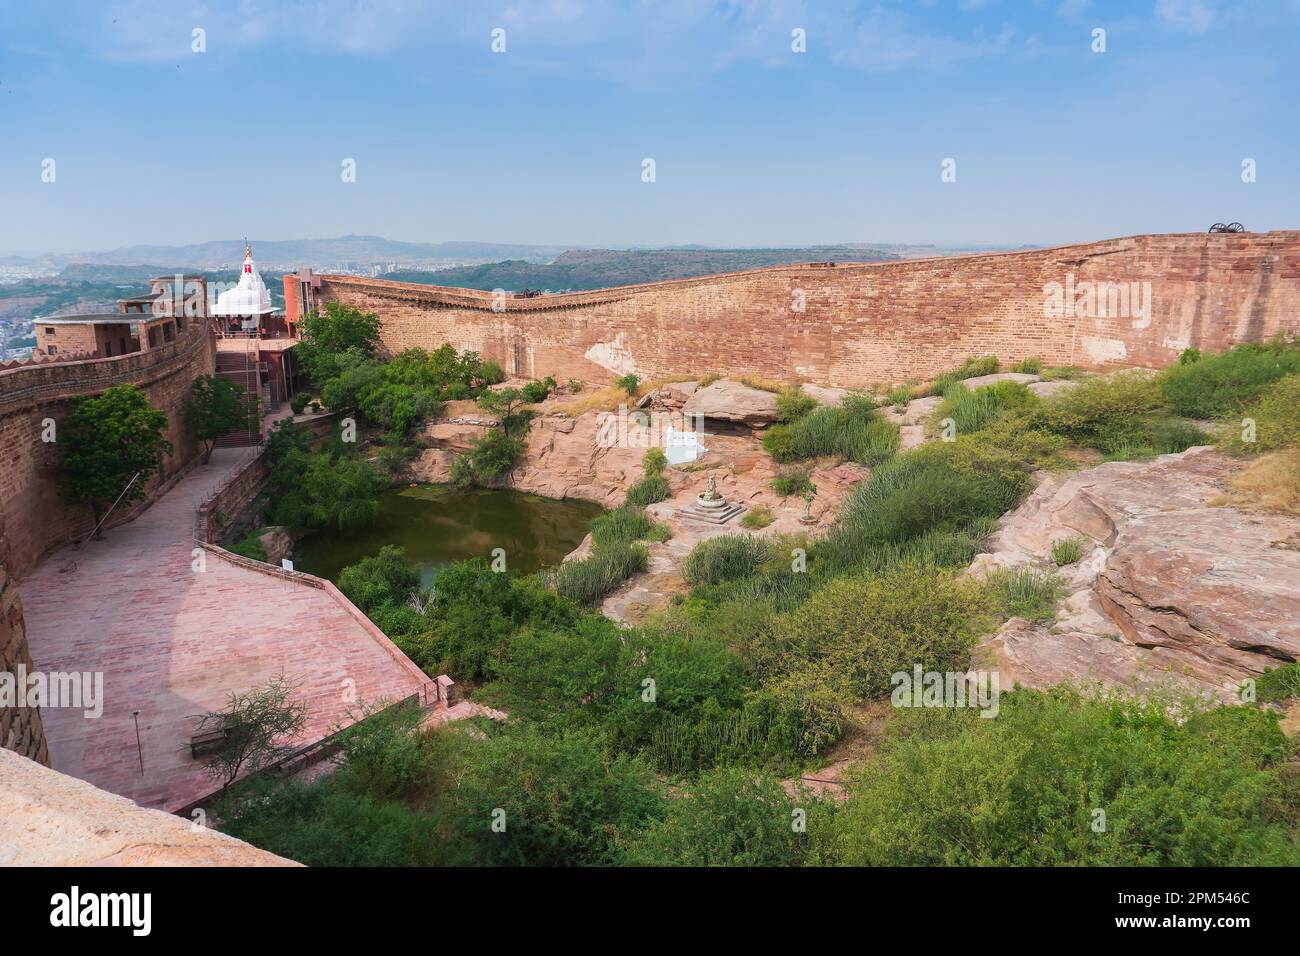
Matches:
[[682, 534, 773, 588], [984, 566, 1067, 621], [1050, 535, 1087, 566], [549, 543, 649, 604], [763, 400, 898, 466], [590, 506, 652, 547], [923, 355, 999, 395], [933, 381, 1036, 436], [775, 386, 817, 423], [1160, 340, 1300, 419], [818, 440, 1031, 571]]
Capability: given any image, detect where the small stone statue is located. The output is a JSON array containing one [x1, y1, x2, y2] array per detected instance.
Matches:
[[704, 475, 720, 500]]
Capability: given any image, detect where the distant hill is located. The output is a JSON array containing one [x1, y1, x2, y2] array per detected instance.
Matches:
[[383, 246, 901, 292], [0, 236, 570, 273]]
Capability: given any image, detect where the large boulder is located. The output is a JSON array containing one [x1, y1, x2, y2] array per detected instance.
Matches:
[[682, 380, 780, 426], [972, 447, 1300, 701]]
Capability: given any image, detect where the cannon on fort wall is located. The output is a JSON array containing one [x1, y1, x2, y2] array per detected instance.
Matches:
[[1208, 222, 1247, 233]]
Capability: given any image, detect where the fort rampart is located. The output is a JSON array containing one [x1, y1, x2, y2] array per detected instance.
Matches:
[[0, 321, 215, 580], [302, 232, 1300, 387]]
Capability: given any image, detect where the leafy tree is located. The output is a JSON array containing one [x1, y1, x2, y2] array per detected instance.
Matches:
[[615, 373, 640, 396], [269, 447, 386, 531], [185, 374, 251, 463], [297, 302, 382, 382], [193, 675, 308, 794], [58, 384, 172, 536]]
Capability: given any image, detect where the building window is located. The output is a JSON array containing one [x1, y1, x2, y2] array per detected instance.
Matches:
[[48, 345, 58, 354], [45, 327, 55, 335], [105, 341, 113, 356]]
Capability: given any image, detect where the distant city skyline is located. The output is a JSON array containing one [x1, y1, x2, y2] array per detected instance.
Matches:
[[2, 0, 1297, 255]]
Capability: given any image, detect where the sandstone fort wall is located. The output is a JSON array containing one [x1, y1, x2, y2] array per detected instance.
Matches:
[[0, 321, 216, 580], [304, 232, 1300, 387]]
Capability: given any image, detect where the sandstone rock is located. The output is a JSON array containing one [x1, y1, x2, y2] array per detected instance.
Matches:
[[882, 395, 943, 426], [1027, 379, 1079, 399], [256, 526, 295, 565], [422, 419, 494, 452], [899, 424, 926, 451], [1096, 511, 1300, 675], [663, 380, 700, 402], [972, 446, 1300, 700], [801, 384, 847, 406], [682, 380, 780, 426], [958, 371, 1040, 390], [0, 748, 297, 866]]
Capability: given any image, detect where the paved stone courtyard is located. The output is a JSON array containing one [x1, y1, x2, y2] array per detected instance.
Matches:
[[22, 448, 429, 812]]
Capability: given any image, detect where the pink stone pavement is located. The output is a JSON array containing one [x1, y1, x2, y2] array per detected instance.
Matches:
[[21, 448, 430, 812]]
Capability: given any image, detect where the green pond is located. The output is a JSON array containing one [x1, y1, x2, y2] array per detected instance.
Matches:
[[293, 485, 605, 585]]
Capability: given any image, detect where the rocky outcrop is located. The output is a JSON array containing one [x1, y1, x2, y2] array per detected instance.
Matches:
[[0, 747, 297, 866], [682, 380, 780, 426], [256, 526, 296, 565], [971, 447, 1300, 701]]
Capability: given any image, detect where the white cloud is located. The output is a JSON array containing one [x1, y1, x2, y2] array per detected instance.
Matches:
[[1153, 0, 1218, 33]]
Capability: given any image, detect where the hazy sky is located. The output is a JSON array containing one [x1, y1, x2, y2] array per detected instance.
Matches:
[[1, 0, 1297, 254]]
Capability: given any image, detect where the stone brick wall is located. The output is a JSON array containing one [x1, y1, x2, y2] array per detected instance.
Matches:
[[0, 320, 216, 580], [306, 232, 1300, 388], [0, 516, 48, 765]]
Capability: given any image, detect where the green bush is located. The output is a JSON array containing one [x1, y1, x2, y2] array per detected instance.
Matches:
[[621, 766, 815, 866], [437, 725, 663, 866], [815, 687, 1300, 866], [1033, 370, 1208, 457], [478, 360, 506, 385], [775, 386, 817, 423], [1011, 356, 1043, 374], [740, 505, 774, 529], [338, 546, 422, 614], [1224, 373, 1300, 454], [1160, 341, 1300, 419], [1256, 663, 1300, 703], [549, 542, 649, 604], [984, 566, 1067, 621], [771, 468, 814, 497], [520, 376, 556, 403], [290, 392, 311, 415], [626, 474, 671, 508], [642, 446, 668, 477], [615, 373, 640, 396], [682, 534, 772, 587], [763, 568, 983, 701], [761, 424, 797, 460], [226, 529, 269, 562]]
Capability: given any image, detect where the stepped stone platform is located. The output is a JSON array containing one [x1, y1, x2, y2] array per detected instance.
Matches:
[[676, 500, 745, 525]]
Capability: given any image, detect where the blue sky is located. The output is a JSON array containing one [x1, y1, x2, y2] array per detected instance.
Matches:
[[1, 0, 1297, 253]]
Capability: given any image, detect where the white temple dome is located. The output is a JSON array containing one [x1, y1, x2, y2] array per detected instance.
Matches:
[[212, 244, 274, 317]]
